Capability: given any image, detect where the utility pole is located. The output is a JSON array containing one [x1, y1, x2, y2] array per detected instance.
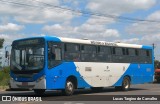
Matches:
[[152, 43, 155, 50], [152, 43, 155, 61]]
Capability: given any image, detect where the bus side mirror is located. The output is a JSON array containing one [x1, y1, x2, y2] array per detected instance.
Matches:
[[5, 51, 9, 58]]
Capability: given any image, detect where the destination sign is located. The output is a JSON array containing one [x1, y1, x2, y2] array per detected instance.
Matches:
[[14, 38, 44, 46], [91, 40, 118, 46]]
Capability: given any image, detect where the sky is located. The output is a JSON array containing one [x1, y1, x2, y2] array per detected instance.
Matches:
[[0, 0, 160, 61]]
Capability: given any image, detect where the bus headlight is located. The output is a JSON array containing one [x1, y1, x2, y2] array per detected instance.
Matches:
[[10, 77, 14, 82]]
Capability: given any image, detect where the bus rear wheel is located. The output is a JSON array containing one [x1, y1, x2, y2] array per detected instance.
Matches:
[[115, 76, 130, 91], [122, 77, 130, 91], [62, 80, 75, 96]]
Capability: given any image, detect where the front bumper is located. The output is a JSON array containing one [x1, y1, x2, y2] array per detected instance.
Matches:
[[10, 78, 46, 90]]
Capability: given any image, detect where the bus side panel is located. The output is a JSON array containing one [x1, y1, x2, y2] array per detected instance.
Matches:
[[45, 62, 91, 90], [74, 62, 130, 87], [114, 63, 154, 86], [45, 62, 154, 89], [131, 64, 154, 84]]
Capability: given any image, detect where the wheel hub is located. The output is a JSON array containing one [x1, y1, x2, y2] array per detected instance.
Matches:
[[67, 82, 73, 92]]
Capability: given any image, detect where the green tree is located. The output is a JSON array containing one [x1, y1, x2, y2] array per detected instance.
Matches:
[[0, 66, 10, 86], [0, 38, 4, 48]]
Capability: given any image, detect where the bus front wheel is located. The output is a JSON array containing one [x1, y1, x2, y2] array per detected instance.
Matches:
[[62, 80, 75, 96]]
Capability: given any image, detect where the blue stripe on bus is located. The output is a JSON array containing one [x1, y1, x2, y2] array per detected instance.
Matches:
[[45, 62, 91, 89], [113, 63, 154, 86], [142, 45, 153, 50], [44, 36, 61, 42]]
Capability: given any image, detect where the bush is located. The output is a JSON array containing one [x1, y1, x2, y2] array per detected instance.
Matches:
[[0, 66, 10, 86]]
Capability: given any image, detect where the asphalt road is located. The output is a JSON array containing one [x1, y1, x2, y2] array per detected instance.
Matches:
[[0, 83, 160, 103]]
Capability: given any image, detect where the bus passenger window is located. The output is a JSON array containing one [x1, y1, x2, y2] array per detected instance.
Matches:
[[146, 50, 150, 56], [135, 49, 139, 56], [55, 48, 61, 60], [48, 42, 62, 69], [64, 43, 80, 61], [48, 48, 55, 60], [112, 47, 116, 54]]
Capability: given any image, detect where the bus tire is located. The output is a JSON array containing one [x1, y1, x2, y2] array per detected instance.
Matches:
[[122, 76, 130, 91], [34, 89, 45, 95], [62, 80, 75, 96], [115, 76, 130, 91]]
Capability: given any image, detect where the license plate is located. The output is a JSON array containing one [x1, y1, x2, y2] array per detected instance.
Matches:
[[22, 82, 28, 86]]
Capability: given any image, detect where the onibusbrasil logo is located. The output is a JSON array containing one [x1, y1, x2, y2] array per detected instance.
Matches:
[[2, 96, 42, 101]]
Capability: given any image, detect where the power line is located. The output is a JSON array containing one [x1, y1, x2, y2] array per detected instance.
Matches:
[[0, 0, 118, 25], [0, 0, 160, 24], [32, 0, 160, 23], [31, 0, 140, 24], [0, 0, 44, 9]]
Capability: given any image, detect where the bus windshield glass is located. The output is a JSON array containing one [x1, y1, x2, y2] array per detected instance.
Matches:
[[11, 38, 45, 72]]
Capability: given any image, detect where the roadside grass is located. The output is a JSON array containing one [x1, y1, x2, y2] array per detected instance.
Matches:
[[0, 67, 10, 90]]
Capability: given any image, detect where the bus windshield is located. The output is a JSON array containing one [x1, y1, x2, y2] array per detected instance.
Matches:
[[11, 38, 45, 72]]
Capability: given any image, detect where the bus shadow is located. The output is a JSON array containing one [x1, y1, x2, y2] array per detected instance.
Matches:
[[1, 87, 148, 97], [73, 87, 148, 95]]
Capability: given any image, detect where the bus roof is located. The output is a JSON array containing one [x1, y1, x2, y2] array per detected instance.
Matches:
[[59, 37, 152, 49], [13, 36, 153, 49]]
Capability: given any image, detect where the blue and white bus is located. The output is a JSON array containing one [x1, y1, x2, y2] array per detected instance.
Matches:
[[9, 36, 154, 95]]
